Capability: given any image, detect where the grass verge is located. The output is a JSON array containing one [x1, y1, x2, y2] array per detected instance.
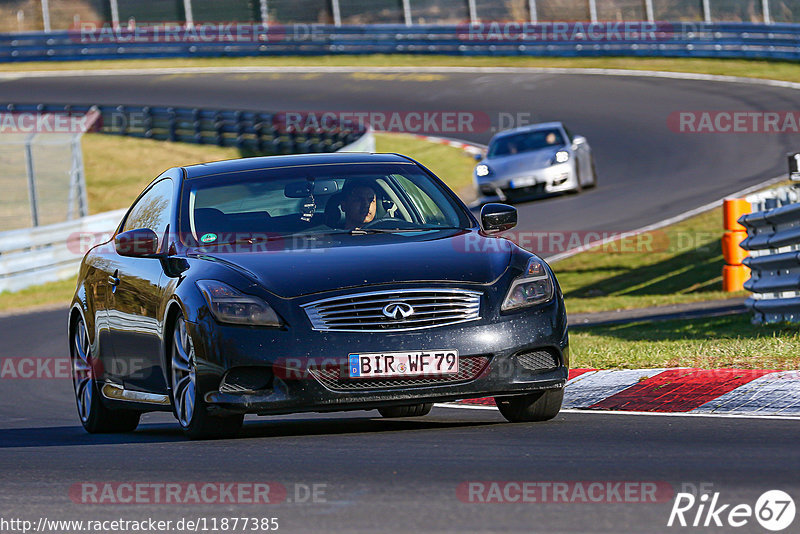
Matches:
[[0, 131, 476, 311], [569, 314, 800, 370], [4, 56, 800, 84], [555, 207, 747, 314]]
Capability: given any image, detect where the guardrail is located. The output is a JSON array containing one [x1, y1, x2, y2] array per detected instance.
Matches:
[[0, 209, 126, 293], [2, 22, 800, 62], [739, 185, 800, 323], [2, 103, 367, 154]]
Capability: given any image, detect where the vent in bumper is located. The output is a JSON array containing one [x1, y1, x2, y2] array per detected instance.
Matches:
[[515, 350, 559, 371], [301, 288, 482, 332], [309, 356, 490, 391]]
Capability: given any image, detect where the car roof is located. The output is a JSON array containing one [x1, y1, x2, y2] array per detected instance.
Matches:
[[492, 122, 565, 141], [182, 152, 415, 179]]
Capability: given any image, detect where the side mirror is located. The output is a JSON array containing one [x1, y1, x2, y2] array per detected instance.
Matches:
[[115, 228, 160, 257], [481, 203, 517, 233]]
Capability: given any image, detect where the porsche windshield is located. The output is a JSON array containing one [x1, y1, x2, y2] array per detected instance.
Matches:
[[488, 128, 565, 158], [181, 162, 472, 247]]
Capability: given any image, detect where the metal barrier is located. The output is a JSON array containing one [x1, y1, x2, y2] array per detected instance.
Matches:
[[3, 22, 800, 62], [739, 185, 800, 323], [0, 208, 126, 293]]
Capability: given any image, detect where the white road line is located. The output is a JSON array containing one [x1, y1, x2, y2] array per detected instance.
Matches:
[[435, 403, 800, 420], [546, 173, 786, 263]]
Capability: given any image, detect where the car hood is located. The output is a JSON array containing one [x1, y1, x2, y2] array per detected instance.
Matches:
[[483, 147, 564, 175], [191, 230, 513, 298]]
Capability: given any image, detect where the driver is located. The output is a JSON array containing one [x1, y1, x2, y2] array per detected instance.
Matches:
[[341, 180, 379, 229]]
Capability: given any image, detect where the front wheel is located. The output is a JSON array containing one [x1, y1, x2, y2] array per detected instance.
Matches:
[[71, 317, 140, 433], [378, 403, 433, 418], [170, 314, 243, 439], [585, 159, 598, 189], [495, 388, 563, 422], [571, 166, 583, 194]]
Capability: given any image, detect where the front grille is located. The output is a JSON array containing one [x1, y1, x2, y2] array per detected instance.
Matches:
[[516, 350, 559, 371], [301, 288, 482, 332], [309, 356, 490, 391]]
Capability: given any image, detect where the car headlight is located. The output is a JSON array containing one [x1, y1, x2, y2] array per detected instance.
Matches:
[[552, 150, 570, 165], [501, 257, 554, 311], [196, 280, 282, 326], [475, 164, 490, 177]]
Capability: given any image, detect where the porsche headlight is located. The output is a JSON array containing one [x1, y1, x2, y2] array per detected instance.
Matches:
[[475, 164, 491, 177], [552, 150, 570, 165], [501, 257, 554, 311], [196, 280, 281, 326]]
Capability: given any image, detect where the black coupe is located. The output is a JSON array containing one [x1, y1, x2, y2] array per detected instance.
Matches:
[[69, 153, 568, 438]]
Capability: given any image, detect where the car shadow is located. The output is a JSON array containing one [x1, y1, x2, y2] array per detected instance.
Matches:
[[0, 415, 503, 448]]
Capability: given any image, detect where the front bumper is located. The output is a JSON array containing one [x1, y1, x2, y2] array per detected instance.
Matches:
[[477, 163, 576, 198], [188, 295, 569, 416]]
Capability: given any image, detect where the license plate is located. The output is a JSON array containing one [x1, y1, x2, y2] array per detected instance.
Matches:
[[348, 350, 459, 378], [509, 176, 536, 189]]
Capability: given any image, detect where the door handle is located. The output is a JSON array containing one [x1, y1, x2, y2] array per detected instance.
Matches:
[[108, 275, 120, 287]]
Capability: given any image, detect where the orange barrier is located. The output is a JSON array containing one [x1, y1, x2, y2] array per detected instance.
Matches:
[[722, 231, 748, 265], [723, 198, 750, 232], [722, 264, 750, 292], [722, 198, 751, 292]]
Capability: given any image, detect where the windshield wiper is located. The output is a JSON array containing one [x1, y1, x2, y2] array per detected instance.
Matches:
[[348, 226, 466, 235]]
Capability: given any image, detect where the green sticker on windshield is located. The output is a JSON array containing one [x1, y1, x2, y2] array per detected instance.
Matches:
[[200, 233, 217, 243]]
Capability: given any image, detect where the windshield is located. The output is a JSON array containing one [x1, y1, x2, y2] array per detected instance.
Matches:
[[180, 162, 473, 248], [488, 128, 565, 158]]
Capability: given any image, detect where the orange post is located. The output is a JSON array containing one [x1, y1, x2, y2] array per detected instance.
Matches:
[[723, 198, 751, 232], [722, 265, 750, 293], [722, 231, 748, 265], [722, 198, 751, 292]]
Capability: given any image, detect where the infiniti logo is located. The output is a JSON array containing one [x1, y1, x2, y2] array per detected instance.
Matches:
[[382, 302, 415, 320]]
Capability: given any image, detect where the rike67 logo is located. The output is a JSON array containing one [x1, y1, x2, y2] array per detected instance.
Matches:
[[668, 486, 795, 531]]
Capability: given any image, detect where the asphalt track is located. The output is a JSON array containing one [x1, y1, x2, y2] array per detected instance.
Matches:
[[2, 69, 800, 532]]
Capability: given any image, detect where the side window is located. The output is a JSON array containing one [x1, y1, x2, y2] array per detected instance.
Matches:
[[392, 174, 449, 225], [123, 179, 174, 240]]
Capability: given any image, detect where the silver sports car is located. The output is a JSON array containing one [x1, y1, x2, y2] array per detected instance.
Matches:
[[474, 122, 597, 200]]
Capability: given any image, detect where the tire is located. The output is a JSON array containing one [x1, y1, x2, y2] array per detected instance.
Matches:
[[378, 403, 434, 418], [572, 165, 583, 194], [495, 388, 564, 423], [170, 314, 243, 439], [71, 317, 140, 433], [585, 159, 598, 189]]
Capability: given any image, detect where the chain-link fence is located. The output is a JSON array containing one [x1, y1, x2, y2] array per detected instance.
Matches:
[[0, 131, 88, 232], [1, 0, 797, 32]]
